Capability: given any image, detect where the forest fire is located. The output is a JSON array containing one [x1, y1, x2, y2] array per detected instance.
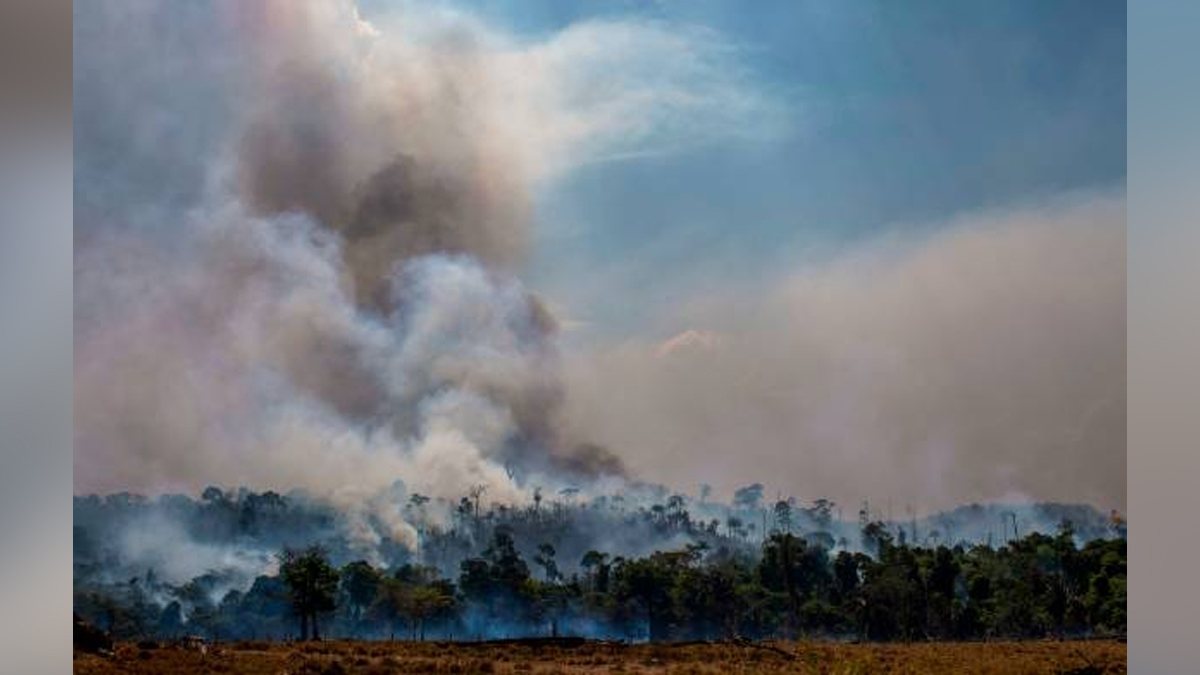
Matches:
[[72, 0, 1126, 670]]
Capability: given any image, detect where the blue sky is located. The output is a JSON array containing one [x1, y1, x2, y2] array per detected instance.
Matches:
[[358, 1, 1126, 340]]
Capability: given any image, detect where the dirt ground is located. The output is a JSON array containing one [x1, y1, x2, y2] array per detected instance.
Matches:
[[73, 638, 1126, 674]]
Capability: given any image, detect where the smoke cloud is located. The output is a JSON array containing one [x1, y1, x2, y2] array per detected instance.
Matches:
[[74, 0, 1122, 562], [73, 0, 779, 547], [565, 196, 1126, 513]]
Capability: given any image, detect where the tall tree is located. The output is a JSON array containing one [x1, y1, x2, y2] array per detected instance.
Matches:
[[534, 543, 560, 583], [581, 550, 611, 593], [340, 560, 381, 624], [278, 546, 339, 640]]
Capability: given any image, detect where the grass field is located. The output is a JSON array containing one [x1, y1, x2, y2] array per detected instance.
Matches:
[[74, 638, 1125, 674]]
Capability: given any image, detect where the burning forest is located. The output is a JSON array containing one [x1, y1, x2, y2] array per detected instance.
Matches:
[[74, 484, 1126, 642], [73, 0, 1127, 661]]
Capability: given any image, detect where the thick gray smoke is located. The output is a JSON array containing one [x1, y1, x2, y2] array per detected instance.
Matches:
[[74, 0, 775, 556], [234, 12, 532, 310]]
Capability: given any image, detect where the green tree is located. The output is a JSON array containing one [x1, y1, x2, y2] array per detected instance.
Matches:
[[340, 560, 381, 624], [613, 550, 695, 640], [374, 573, 457, 640], [278, 546, 340, 640]]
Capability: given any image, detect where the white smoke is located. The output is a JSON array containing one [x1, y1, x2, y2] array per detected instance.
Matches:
[[74, 0, 779, 558], [77, 208, 559, 548]]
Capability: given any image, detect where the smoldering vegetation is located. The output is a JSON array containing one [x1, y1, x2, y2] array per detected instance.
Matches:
[[73, 485, 1125, 642]]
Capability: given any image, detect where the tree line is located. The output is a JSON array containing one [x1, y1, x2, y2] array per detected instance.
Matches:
[[75, 521, 1125, 642]]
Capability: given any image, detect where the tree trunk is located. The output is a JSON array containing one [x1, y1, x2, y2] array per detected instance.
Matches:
[[299, 612, 309, 641], [782, 545, 799, 639], [311, 612, 320, 641]]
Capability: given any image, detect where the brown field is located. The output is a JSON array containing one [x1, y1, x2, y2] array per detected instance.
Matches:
[[74, 638, 1125, 674]]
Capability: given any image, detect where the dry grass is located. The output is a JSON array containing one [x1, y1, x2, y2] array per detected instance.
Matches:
[[73, 639, 1125, 674]]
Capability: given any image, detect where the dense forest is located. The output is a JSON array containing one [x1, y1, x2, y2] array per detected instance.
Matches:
[[74, 487, 1125, 643]]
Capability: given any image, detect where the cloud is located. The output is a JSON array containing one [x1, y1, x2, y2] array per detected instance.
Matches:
[[565, 195, 1126, 512]]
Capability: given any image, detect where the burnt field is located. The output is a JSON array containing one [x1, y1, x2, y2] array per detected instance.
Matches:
[[74, 638, 1126, 674]]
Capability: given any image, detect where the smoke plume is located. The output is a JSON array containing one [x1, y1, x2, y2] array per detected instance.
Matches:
[[73, 0, 780, 555], [564, 196, 1126, 513]]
